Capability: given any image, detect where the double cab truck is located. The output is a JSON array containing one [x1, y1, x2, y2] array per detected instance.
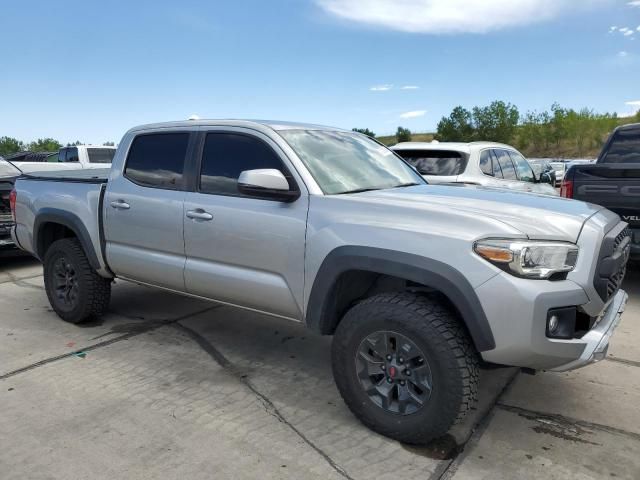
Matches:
[[10, 120, 630, 444], [562, 122, 640, 259]]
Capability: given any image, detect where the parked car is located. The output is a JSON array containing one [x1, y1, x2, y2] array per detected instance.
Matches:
[[528, 159, 557, 186], [0, 156, 21, 249], [11, 120, 629, 444], [9, 145, 115, 173], [391, 141, 558, 195], [562, 122, 640, 259], [549, 161, 567, 185]]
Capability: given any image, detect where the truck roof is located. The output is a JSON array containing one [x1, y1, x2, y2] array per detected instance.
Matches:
[[128, 119, 347, 134]]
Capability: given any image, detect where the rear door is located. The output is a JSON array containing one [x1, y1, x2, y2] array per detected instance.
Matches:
[[104, 130, 194, 291], [183, 128, 308, 320], [492, 149, 524, 191]]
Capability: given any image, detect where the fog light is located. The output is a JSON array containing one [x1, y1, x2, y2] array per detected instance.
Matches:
[[546, 307, 577, 339]]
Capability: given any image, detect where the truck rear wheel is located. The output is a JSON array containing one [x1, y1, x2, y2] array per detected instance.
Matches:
[[331, 292, 478, 444], [43, 238, 111, 324]]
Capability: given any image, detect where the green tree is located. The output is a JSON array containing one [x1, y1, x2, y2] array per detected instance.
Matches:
[[472, 101, 519, 143], [29, 138, 62, 152], [0, 136, 25, 156], [352, 128, 376, 138], [396, 126, 412, 143], [103, 141, 115, 146], [436, 106, 474, 141], [636, 110, 640, 122]]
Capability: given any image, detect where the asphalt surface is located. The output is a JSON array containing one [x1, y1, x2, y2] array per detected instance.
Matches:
[[1, 254, 639, 480]]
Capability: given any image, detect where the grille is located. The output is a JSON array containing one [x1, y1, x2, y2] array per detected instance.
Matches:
[[594, 224, 630, 302]]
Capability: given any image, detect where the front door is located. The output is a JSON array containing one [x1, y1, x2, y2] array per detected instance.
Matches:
[[183, 129, 308, 320], [104, 131, 193, 291]]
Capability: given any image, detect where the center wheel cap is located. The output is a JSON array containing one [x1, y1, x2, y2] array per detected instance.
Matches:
[[388, 366, 397, 378]]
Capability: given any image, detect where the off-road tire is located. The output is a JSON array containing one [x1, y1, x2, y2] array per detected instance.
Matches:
[[43, 238, 111, 324], [332, 292, 479, 444]]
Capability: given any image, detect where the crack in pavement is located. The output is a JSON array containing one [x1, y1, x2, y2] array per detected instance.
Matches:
[[173, 322, 355, 480], [2, 271, 44, 290], [606, 356, 640, 368], [0, 306, 219, 381], [495, 403, 640, 442]]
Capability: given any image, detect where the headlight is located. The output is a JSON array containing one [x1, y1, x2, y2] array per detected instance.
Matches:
[[474, 239, 578, 279]]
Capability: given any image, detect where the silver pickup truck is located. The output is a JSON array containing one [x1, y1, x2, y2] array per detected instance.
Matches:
[[10, 120, 630, 444]]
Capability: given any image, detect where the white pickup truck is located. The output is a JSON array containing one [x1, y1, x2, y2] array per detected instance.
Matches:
[[10, 145, 115, 174]]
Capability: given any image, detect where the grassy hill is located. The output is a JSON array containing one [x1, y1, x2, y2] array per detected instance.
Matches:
[[376, 115, 639, 159]]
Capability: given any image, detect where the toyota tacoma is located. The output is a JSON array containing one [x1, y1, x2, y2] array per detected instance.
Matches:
[[10, 120, 630, 444]]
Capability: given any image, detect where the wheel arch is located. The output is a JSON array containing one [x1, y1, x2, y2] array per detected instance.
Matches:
[[305, 246, 496, 352], [34, 208, 101, 270]]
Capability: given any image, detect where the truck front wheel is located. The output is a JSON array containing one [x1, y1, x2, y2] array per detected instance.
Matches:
[[43, 238, 111, 324], [331, 292, 479, 444]]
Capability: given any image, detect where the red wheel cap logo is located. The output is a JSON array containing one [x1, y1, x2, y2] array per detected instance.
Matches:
[[389, 366, 397, 378]]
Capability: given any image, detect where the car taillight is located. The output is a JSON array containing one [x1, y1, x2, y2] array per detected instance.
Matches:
[[9, 189, 17, 221], [560, 179, 573, 198]]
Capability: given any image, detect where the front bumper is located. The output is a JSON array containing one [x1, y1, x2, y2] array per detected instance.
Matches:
[[550, 289, 627, 371]]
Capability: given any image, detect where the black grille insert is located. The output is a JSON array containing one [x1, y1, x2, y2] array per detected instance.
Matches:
[[594, 223, 630, 302]]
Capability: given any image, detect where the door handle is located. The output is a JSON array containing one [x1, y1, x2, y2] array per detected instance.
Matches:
[[110, 200, 130, 210], [186, 209, 213, 221]]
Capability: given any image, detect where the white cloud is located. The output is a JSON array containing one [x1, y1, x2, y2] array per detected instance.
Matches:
[[628, 1, 640, 7], [609, 26, 618, 32], [624, 30, 634, 36], [401, 85, 420, 90], [370, 84, 393, 91], [315, 0, 610, 34], [637, 25, 640, 31], [400, 110, 427, 119], [626, 100, 640, 106], [618, 51, 629, 57]]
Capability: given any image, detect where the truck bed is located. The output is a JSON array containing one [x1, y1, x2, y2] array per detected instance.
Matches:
[[19, 168, 110, 183]]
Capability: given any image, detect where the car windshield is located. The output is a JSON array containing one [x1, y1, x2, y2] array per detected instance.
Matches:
[[0, 158, 21, 177], [278, 130, 425, 194], [87, 148, 116, 164]]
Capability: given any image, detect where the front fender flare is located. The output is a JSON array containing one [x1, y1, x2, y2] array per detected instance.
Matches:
[[306, 246, 495, 352]]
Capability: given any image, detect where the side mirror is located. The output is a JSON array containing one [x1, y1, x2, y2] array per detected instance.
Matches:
[[237, 169, 300, 202], [540, 172, 553, 184]]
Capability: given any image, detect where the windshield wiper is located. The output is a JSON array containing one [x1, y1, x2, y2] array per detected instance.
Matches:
[[336, 187, 381, 195], [390, 182, 422, 189]]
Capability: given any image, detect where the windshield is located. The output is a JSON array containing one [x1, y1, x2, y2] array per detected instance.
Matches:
[[0, 158, 21, 177], [87, 148, 116, 164], [278, 130, 424, 194]]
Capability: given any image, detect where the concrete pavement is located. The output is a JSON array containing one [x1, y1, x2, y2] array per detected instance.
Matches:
[[1, 256, 638, 479]]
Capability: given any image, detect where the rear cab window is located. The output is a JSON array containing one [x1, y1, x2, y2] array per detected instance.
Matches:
[[124, 133, 190, 189], [87, 148, 116, 164], [396, 149, 467, 176], [66, 147, 79, 163], [601, 128, 640, 163]]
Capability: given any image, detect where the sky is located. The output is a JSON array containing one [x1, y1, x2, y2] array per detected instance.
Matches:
[[1, 0, 640, 144]]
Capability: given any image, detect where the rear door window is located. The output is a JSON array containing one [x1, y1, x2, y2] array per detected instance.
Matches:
[[124, 133, 189, 189], [601, 129, 640, 163], [490, 150, 504, 178], [396, 150, 466, 175], [87, 148, 115, 164], [494, 149, 517, 180], [508, 151, 535, 183]]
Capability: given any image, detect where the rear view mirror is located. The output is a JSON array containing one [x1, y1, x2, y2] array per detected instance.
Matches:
[[237, 169, 300, 202]]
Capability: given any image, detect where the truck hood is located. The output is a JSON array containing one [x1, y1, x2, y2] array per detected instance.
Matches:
[[354, 184, 603, 241]]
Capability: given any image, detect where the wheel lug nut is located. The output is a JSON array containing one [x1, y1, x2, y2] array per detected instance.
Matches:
[[387, 377, 393, 383], [386, 355, 392, 361], [381, 365, 386, 370], [405, 370, 411, 376], [400, 380, 406, 386], [399, 357, 404, 364]]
